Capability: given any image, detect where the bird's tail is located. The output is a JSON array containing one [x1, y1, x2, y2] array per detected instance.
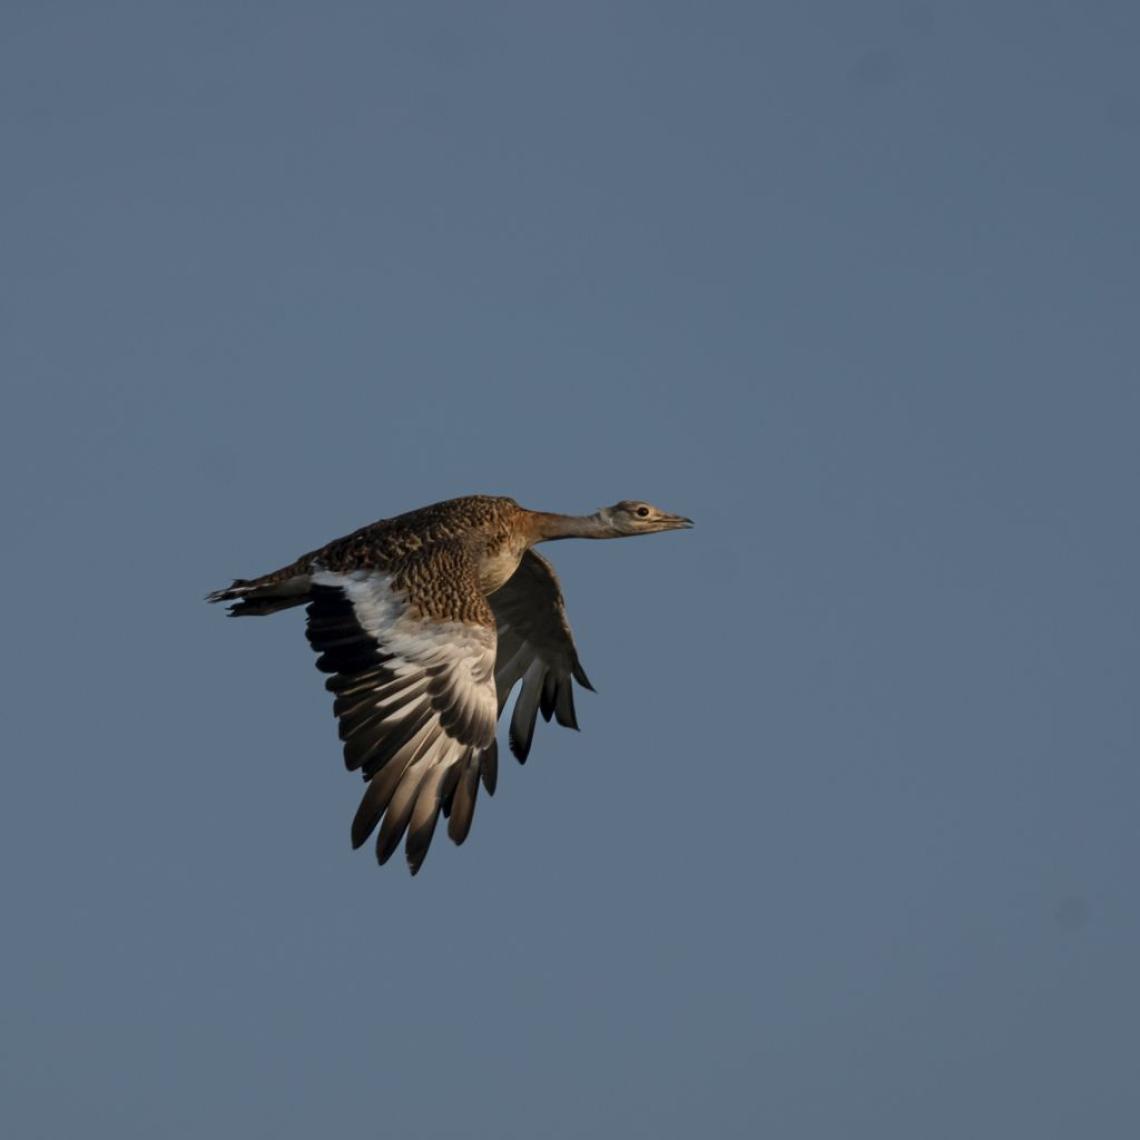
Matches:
[[205, 572, 311, 617]]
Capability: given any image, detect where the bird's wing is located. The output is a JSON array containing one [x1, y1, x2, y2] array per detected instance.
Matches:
[[307, 557, 498, 874], [488, 549, 594, 762]]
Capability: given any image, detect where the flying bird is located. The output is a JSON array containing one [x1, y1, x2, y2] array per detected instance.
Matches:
[[207, 495, 692, 874]]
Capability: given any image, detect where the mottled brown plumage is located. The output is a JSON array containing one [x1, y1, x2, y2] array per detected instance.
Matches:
[[207, 493, 692, 873]]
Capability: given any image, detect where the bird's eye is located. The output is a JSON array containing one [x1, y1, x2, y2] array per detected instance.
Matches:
[[636, 506, 650, 517]]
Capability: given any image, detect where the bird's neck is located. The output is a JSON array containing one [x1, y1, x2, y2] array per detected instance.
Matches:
[[526, 511, 616, 543]]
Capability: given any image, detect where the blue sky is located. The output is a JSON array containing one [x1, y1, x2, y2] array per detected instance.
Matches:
[[3, 3, 1138, 1137]]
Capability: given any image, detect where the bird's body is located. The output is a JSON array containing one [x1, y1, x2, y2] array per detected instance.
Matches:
[[207, 494, 691, 873]]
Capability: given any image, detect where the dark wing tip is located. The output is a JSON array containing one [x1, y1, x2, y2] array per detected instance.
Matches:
[[350, 810, 373, 850], [375, 813, 406, 865], [405, 816, 440, 875], [572, 661, 596, 692], [539, 674, 557, 723], [480, 740, 499, 795], [447, 758, 481, 846]]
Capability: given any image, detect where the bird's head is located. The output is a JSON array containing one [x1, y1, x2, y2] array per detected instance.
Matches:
[[597, 500, 694, 536]]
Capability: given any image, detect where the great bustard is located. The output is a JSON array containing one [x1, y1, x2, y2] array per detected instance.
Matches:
[[207, 494, 692, 874]]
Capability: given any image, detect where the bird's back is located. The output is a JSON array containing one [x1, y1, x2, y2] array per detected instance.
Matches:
[[255, 494, 521, 582]]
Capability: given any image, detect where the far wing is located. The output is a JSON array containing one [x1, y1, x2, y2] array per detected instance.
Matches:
[[488, 550, 594, 762]]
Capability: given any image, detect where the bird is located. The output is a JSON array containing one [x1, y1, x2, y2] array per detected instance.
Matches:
[[207, 494, 693, 874]]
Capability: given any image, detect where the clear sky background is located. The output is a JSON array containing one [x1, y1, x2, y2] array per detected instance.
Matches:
[[3, 2, 1138, 1137]]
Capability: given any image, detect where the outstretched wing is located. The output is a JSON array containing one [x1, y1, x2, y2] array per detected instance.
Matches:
[[488, 550, 594, 763], [307, 563, 498, 874]]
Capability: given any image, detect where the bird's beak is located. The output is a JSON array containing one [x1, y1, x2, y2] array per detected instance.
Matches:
[[663, 514, 694, 530]]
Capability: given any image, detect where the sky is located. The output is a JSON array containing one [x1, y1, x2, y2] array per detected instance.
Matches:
[[2, 2, 1138, 1136]]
